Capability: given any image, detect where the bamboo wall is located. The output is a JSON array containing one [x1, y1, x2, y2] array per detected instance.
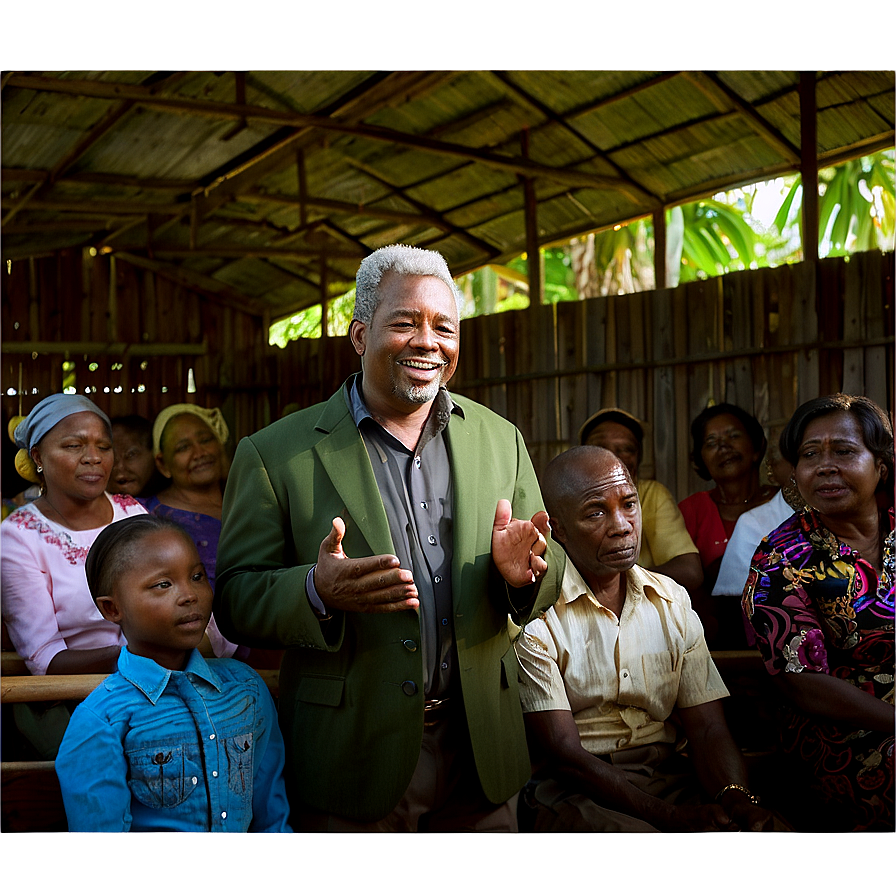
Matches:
[[1, 249, 275, 464], [450, 252, 894, 498], [2, 249, 893, 502]]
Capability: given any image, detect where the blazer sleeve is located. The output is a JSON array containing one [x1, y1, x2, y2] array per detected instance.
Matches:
[[501, 425, 565, 625], [214, 435, 344, 652]]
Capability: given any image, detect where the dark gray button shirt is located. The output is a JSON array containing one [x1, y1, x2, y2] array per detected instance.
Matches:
[[347, 377, 461, 699]]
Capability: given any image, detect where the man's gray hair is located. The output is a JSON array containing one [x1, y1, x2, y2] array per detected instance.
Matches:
[[353, 244, 465, 325]]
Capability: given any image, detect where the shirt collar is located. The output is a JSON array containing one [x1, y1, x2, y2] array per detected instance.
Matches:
[[346, 374, 463, 430], [560, 558, 674, 609], [117, 647, 223, 704]]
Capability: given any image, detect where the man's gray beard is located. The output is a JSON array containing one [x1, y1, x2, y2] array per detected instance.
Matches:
[[394, 377, 441, 405]]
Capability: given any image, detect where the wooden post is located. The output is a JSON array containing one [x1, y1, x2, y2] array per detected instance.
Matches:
[[297, 149, 308, 228], [799, 72, 819, 266], [319, 256, 329, 338], [521, 129, 542, 306], [653, 207, 667, 289]]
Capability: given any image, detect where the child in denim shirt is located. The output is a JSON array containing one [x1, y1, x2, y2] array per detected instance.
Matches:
[[55, 515, 292, 831]]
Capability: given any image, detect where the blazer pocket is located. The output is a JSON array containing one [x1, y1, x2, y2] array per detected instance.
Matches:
[[297, 673, 345, 707]]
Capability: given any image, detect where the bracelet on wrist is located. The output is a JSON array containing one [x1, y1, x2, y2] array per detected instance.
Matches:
[[715, 782, 760, 805]]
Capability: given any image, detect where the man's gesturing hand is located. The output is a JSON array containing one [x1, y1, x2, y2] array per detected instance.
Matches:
[[313, 517, 419, 614], [491, 499, 550, 588]]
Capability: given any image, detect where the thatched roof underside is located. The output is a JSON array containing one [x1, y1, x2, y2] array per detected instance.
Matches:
[[2, 70, 893, 320]]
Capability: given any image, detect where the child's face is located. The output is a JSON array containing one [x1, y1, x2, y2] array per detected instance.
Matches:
[[98, 530, 213, 670]]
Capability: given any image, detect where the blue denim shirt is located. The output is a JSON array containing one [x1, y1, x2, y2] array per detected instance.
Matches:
[[55, 648, 292, 831]]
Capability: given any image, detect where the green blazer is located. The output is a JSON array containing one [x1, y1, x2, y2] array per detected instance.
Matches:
[[214, 378, 563, 822]]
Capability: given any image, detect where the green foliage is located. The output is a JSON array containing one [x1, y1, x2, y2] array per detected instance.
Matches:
[[268, 151, 895, 345], [770, 150, 895, 257], [270, 290, 356, 347]]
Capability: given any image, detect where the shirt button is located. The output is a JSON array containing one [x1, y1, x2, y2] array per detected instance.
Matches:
[[441, 662, 448, 669], [401, 680, 418, 696], [441, 618, 448, 626], [192, 776, 198, 785], [402, 639, 418, 652], [428, 535, 437, 545], [199, 540, 208, 547], [434, 575, 442, 584], [420, 502, 427, 509], [621, 670, 629, 678], [209, 734, 215, 740], [415, 457, 421, 468], [212, 771, 219, 778], [221, 812, 227, 819]]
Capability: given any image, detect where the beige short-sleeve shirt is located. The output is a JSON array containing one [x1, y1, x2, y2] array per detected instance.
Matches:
[[515, 563, 728, 756]]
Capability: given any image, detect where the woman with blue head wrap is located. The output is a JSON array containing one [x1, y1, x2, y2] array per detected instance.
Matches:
[[2, 394, 148, 691]]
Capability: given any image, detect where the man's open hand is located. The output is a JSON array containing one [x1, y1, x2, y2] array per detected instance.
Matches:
[[491, 499, 549, 588], [313, 517, 419, 613]]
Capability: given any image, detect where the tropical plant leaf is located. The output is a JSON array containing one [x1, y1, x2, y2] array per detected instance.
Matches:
[[773, 177, 801, 233]]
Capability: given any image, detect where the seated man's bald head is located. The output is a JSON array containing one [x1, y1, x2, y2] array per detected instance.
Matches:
[[542, 446, 641, 583], [543, 445, 628, 520]]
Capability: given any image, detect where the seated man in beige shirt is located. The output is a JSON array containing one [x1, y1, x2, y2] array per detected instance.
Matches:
[[515, 445, 773, 832]]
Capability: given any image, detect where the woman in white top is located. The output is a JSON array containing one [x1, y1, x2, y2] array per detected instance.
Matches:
[[2, 394, 146, 677]]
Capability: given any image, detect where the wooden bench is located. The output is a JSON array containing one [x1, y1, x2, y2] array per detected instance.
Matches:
[[1, 669, 279, 703]]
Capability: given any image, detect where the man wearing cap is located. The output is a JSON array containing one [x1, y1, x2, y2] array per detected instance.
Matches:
[[215, 244, 563, 831], [515, 446, 773, 832], [579, 407, 702, 592]]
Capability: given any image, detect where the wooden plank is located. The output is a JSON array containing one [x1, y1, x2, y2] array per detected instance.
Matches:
[[649, 287, 675, 487], [794, 261, 820, 405], [860, 252, 888, 409], [841, 254, 865, 394], [1, 669, 280, 704], [672, 283, 691, 500], [729, 270, 754, 410]]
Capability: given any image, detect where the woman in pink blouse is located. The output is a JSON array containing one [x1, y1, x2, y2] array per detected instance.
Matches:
[[1, 394, 147, 678]]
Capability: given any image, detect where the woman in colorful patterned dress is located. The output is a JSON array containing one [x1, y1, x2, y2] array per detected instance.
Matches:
[[743, 394, 894, 831]]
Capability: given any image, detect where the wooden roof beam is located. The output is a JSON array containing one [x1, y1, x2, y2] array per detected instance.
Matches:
[[191, 72, 456, 221], [487, 71, 659, 206], [238, 190, 453, 231], [144, 245, 363, 260], [680, 71, 802, 166], [6, 74, 631, 194], [340, 161, 503, 260]]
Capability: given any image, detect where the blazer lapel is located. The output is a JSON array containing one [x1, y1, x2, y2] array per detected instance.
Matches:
[[313, 386, 395, 558], [445, 401, 492, 615]]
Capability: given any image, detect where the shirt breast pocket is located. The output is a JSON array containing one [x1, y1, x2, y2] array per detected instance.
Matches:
[[223, 731, 255, 802], [127, 744, 200, 809], [640, 650, 678, 709]]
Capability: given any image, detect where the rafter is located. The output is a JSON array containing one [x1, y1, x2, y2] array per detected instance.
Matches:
[[681, 71, 802, 166], [5, 74, 630, 196]]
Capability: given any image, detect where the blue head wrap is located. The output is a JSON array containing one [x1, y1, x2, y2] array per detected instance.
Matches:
[[14, 394, 112, 451]]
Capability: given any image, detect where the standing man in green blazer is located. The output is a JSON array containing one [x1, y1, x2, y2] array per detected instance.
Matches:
[[214, 244, 563, 831]]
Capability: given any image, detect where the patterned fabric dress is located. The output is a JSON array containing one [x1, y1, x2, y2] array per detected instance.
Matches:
[[743, 507, 894, 831]]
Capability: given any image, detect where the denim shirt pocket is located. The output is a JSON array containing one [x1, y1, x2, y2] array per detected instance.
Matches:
[[128, 744, 200, 809], [223, 731, 255, 803]]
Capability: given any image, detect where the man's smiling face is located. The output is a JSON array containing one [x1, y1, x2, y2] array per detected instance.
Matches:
[[350, 271, 459, 418]]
